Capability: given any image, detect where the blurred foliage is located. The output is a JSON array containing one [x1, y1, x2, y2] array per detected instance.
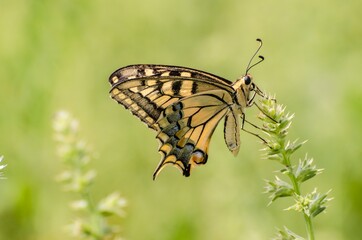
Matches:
[[0, 0, 361, 239], [53, 111, 126, 239]]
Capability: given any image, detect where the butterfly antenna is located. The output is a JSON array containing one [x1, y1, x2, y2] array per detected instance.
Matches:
[[245, 38, 265, 74]]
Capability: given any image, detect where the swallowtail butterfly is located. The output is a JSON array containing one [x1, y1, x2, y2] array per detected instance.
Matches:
[[109, 39, 265, 179]]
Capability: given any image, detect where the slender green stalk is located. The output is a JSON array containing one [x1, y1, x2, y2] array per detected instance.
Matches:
[[304, 213, 314, 240], [284, 151, 315, 240]]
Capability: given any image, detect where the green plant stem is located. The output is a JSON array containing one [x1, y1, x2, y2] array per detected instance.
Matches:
[[304, 213, 315, 240], [282, 149, 315, 240], [83, 191, 103, 240]]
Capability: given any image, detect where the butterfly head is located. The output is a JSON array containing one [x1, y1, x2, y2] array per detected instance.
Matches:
[[238, 74, 255, 96], [234, 73, 254, 89], [233, 73, 264, 107]]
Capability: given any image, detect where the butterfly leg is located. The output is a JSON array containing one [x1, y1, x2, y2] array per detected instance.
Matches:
[[246, 89, 276, 123], [243, 118, 263, 130], [240, 113, 269, 146], [247, 84, 267, 106], [251, 102, 278, 123], [247, 91, 257, 106]]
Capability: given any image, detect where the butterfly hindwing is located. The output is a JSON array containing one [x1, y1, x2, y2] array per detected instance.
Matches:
[[153, 90, 233, 178]]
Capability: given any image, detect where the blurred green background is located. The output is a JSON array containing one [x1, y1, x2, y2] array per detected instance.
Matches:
[[1, 0, 361, 239]]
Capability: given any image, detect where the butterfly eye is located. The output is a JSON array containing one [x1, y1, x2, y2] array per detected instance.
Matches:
[[244, 76, 252, 85]]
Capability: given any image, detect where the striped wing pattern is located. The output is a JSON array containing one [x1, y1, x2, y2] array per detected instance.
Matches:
[[109, 64, 245, 178], [154, 90, 233, 178]]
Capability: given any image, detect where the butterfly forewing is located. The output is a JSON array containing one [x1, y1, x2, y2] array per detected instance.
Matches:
[[109, 65, 234, 130]]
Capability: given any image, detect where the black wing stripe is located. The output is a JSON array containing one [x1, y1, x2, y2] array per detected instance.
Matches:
[[122, 90, 160, 121], [171, 80, 182, 95]]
